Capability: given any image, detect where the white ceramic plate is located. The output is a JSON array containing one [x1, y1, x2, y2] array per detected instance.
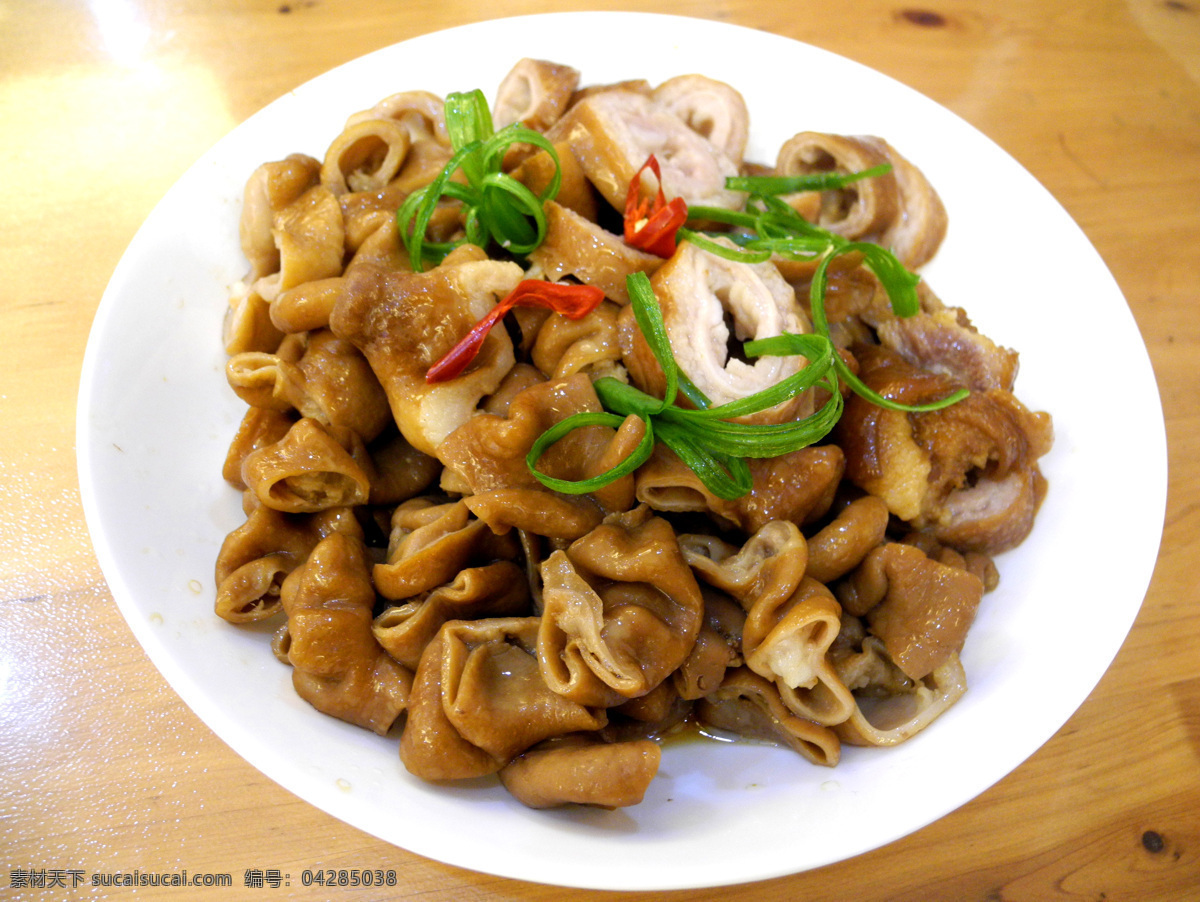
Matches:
[[77, 12, 1167, 891]]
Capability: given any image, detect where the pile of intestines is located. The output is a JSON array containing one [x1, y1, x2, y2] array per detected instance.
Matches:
[[213, 59, 1052, 810]]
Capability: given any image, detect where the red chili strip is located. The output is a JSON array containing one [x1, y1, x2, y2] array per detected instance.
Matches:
[[623, 154, 689, 258], [425, 280, 606, 383]]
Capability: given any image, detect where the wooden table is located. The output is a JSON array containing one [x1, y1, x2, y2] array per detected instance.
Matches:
[[3, 1, 1198, 898]]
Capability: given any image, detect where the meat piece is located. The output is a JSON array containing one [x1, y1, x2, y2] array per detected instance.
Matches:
[[372, 561, 530, 669], [238, 154, 322, 281], [836, 542, 983, 680], [340, 90, 454, 200], [804, 495, 891, 583], [870, 303, 1020, 392], [775, 132, 947, 268], [226, 328, 392, 442], [436, 373, 641, 519], [651, 74, 750, 165], [832, 639, 968, 747], [364, 428, 441, 506], [345, 90, 449, 145], [214, 503, 363, 623], [622, 239, 812, 423], [681, 522, 854, 725], [680, 520, 807, 616], [547, 89, 743, 212], [240, 418, 371, 514], [320, 118, 411, 196], [500, 736, 660, 809], [878, 142, 949, 269], [538, 509, 705, 708], [400, 618, 606, 782], [492, 58, 580, 132], [329, 250, 523, 456], [636, 443, 845, 532], [696, 667, 840, 766], [776, 132, 899, 240], [224, 279, 284, 354], [281, 533, 412, 735], [270, 185, 346, 297], [672, 590, 745, 700], [269, 276, 344, 334], [836, 344, 1052, 553], [531, 297, 626, 382], [372, 497, 520, 601], [741, 576, 855, 726], [509, 140, 599, 221], [527, 200, 663, 304], [222, 406, 295, 490]]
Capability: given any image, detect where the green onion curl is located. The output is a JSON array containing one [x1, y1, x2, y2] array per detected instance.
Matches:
[[397, 90, 563, 271], [526, 272, 841, 500], [524, 411, 656, 496]]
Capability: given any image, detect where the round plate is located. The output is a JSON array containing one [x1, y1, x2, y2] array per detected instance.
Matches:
[[77, 12, 1167, 891]]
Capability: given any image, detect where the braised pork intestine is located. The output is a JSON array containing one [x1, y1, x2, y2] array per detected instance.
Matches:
[[213, 59, 1053, 811]]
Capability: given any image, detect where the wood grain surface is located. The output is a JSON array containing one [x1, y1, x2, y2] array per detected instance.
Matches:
[[2, 1, 1198, 899]]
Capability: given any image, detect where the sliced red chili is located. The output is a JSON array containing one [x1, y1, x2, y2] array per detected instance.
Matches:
[[623, 154, 689, 258], [425, 279, 606, 383]]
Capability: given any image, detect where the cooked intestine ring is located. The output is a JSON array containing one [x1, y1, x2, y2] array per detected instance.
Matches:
[[546, 88, 743, 211], [344, 90, 449, 145], [775, 131, 947, 269], [492, 58, 581, 133], [319, 118, 412, 196], [621, 238, 815, 424], [651, 73, 751, 166]]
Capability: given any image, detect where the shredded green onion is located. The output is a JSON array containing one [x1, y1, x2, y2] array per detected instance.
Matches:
[[522, 411, 657, 496], [523, 162, 966, 499], [686, 172, 967, 414], [397, 89, 562, 271], [527, 272, 843, 500], [724, 164, 893, 196]]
